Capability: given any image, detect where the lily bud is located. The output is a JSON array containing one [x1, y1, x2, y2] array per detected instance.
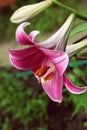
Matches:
[[77, 48, 87, 59], [40, 13, 76, 50], [66, 38, 87, 57], [10, 0, 52, 23]]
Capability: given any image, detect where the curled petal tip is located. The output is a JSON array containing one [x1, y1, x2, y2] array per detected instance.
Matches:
[[29, 30, 40, 41], [15, 22, 33, 46], [16, 22, 31, 29], [64, 74, 87, 94]]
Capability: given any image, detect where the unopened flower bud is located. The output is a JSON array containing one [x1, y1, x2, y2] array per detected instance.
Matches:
[[10, 0, 52, 23]]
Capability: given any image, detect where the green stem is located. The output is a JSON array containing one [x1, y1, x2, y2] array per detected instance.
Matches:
[[53, 0, 87, 21]]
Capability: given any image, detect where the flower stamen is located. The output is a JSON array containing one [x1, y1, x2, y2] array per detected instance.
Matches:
[[35, 65, 50, 77], [41, 72, 55, 84], [44, 72, 54, 81]]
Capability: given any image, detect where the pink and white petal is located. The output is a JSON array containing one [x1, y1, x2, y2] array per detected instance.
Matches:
[[64, 74, 87, 94], [9, 46, 40, 60], [16, 22, 33, 46], [41, 49, 69, 75], [29, 30, 40, 42], [42, 72, 63, 103], [9, 47, 46, 70]]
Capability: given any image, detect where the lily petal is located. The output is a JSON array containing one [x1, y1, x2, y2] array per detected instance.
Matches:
[[29, 30, 40, 41], [9, 47, 45, 70], [39, 13, 75, 49], [42, 72, 63, 103], [64, 74, 87, 94], [41, 49, 69, 75], [16, 22, 33, 46], [66, 38, 87, 57]]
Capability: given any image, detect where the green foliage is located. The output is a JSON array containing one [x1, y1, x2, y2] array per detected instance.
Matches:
[[0, 10, 17, 41], [70, 91, 87, 117], [36, 126, 48, 130], [83, 122, 87, 128], [67, 58, 87, 116], [70, 22, 87, 38], [0, 68, 48, 130]]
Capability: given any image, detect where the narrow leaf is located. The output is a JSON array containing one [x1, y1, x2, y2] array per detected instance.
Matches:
[[70, 23, 87, 37]]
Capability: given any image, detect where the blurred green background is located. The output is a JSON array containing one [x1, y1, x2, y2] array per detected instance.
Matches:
[[0, 0, 87, 130]]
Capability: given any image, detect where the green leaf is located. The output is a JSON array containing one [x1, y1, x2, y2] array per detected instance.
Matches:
[[70, 22, 87, 37], [84, 122, 87, 128]]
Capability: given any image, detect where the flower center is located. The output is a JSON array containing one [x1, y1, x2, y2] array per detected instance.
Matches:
[[41, 72, 54, 83], [35, 65, 55, 83], [35, 65, 50, 77]]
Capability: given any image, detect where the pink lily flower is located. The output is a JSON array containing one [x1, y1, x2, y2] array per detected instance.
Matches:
[[9, 14, 87, 102]]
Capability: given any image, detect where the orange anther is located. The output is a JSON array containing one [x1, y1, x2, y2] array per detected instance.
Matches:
[[44, 72, 54, 81], [35, 66, 50, 77]]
